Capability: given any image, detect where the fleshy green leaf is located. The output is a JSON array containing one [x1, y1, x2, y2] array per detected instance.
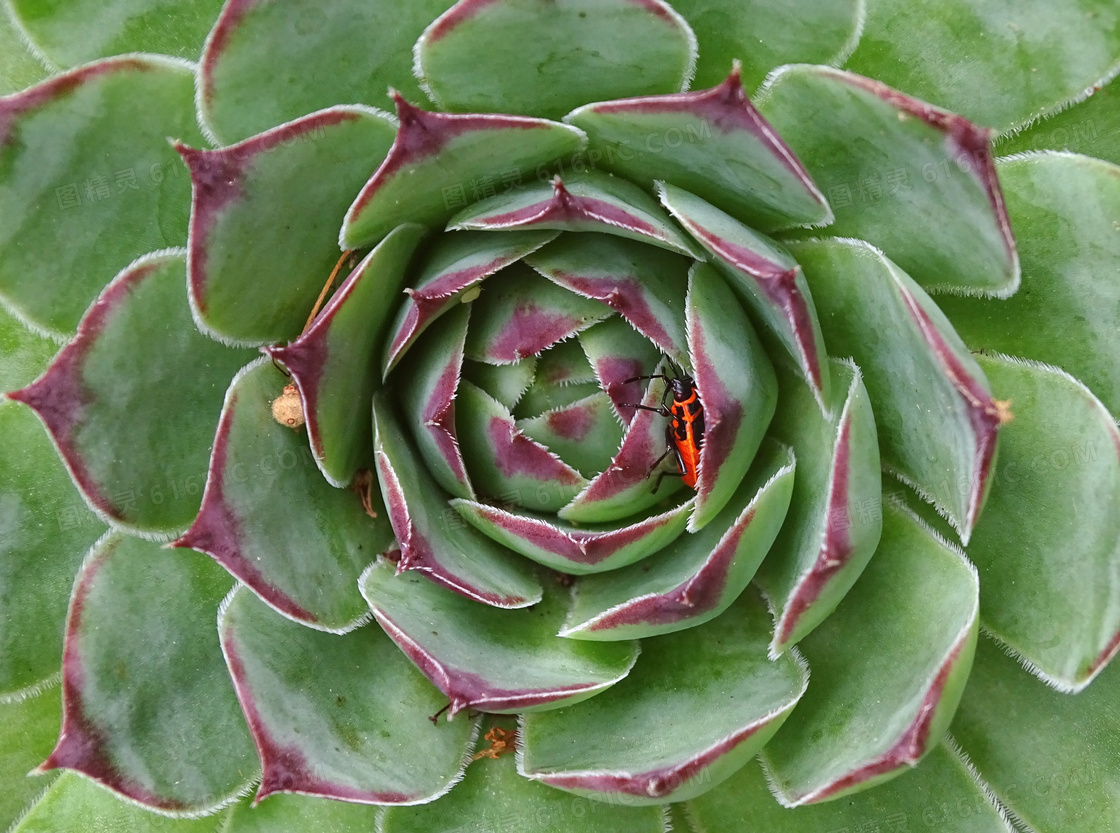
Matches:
[[0, 688, 61, 829], [341, 95, 586, 249], [0, 56, 203, 336], [8, 0, 223, 66], [463, 263, 613, 364], [517, 392, 625, 479], [659, 184, 830, 407], [761, 507, 979, 806], [220, 792, 377, 833], [456, 381, 588, 513], [576, 315, 664, 422], [359, 561, 639, 716], [996, 80, 1120, 166], [463, 357, 536, 412], [9, 252, 255, 533], [562, 442, 793, 641], [843, 0, 1120, 133], [755, 359, 882, 655], [952, 638, 1120, 833], [526, 232, 690, 361], [378, 716, 666, 833], [449, 171, 701, 257], [197, 0, 456, 143], [175, 359, 392, 630], [937, 152, 1120, 418], [686, 262, 778, 532], [567, 66, 830, 231], [40, 533, 256, 813], [450, 497, 691, 575], [522, 590, 806, 804], [0, 306, 57, 394], [219, 586, 476, 805], [0, 402, 103, 698], [178, 106, 397, 345], [268, 224, 426, 487], [416, 0, 696, 120], [383, 229, 558, 376], [964, 353, 1120, 691], [787, 237, 1003, 543], [373, 391, 543, 608], [670, 0, 863, 92], [0, 8, 48, 95], [686, 746, 1011, 833], [757, 65, 1019, 297]]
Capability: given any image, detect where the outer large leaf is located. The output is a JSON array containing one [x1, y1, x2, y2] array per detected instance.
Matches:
[[176, 359, 392, 630], [39, 533, 257, 813], [416, 0, 697, 120], [521, 591, 807, 804], [0, 402, 103, 698], [0, 689, 61, 829], [844, 0, 1120, 133], [686, 748, 1011, 833], [952, 639, 1120, 833], [761, 507, 979, 805], [197, 0, 456, 143], [9, 252, 256, 533], [8, 0, 223, 66], [757, 65, 1018, 297], [937, 152, 1120, 418], [360, 561, 638, 717], [0, 55, 203, 335], [964, 353, 1120, 691], [787, 237, 1002, 543], [219, 586, 476, 805], [179, 106, 397, 345]]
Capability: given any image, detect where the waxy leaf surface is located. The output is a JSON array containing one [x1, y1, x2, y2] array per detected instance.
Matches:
[[0, 690, 61, 828]]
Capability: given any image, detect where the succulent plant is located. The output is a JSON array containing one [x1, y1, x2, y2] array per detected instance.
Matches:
[[2, 0, 1119, 831]]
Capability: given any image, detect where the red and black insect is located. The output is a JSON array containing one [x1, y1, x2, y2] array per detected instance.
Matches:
[[623, 359, 704, 493]]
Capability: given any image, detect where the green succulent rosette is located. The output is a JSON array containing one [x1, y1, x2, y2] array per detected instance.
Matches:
[[2, 1, 1120, 831]]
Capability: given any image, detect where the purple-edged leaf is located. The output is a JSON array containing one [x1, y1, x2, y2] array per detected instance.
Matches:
[[40, 533, 256, 813], [671, 0, 863, 92], [397, 304, 475, 500], [416, 0, 696, 120], [0, 403, 103, 698], [661, 184, 831, 408], [567, 65, 830, 231], [464, 358, 536, 412], [8, 252, 256, 534], [518, 392, 625, 479], [341, 94, 586, 248], [525, 337, 598, 388], [463, 263, 612, 364], [450, 497, 691, 575], [562, 442, 793, 641], [267, 224, 425, 487], [0, 688, 61, 827], [514, 380, 601, 423], [175, 359, 392, 630], [686, 745, 1009, 833], [686, 262, 778, 532], [8, 0, 223, 66], [178, 106, 397, 345], [522, 590, 806, 804], [219, 585, 476, 806], [361, 561, 638, 716], [938, 152, 1120, 419], [0, 306, 57, 394], [456, 381, 587, 512], [373, 392, 542, 608], [757, 65, 1019, 296], [379, 716, 665, 833], [578, 316, 663, 424], [951, 638, 1120, 833], [526, 232, 690, 361], [788, 238, 1003, 543], [448, 171, 701, 257], [383, 229, 557, 376], [761, 506, 979, 806], [0, 56, 203, 336], [557, 373, 684, 524], [197, 0, 455, 143], [756, 359, 882, 656], [964, 353, 1120, 691]]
